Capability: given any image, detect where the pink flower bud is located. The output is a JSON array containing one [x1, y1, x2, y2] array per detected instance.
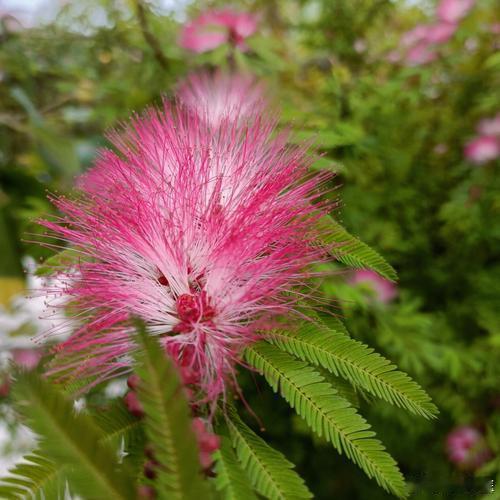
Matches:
[[191, 417, 220, 468], [143, 460, 157, 480], [200, 433, 221, 453], [124, 391, 145, 418], [192, 417, 206, 436], [180, 366, 199, 385], [137, 485, 156, 499], [401, 25, 431, 48], [127, 374, 141, 390], [144, 444, 156, 460], [0, 377, 10, 398], [199, 450, 215, 469]]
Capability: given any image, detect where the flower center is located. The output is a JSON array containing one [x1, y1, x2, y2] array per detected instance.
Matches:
[[177, 294, 200, 322], [173, 291, 215, 334]]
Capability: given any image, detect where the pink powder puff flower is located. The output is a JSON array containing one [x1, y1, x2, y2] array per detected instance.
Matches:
[[349, 269, 397, 304], [39, 102, 333, 402], [179, 8, 258, 54], [477, 114, 500, 137], [436, 0, 475, 24], [426, 22, 457, 44], [464, 135, 500, 164], [446, 426, 492, 470], [177, 71, 267, 128]]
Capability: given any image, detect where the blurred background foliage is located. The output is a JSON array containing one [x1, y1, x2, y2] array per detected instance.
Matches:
[[0, 0, 499, 498]]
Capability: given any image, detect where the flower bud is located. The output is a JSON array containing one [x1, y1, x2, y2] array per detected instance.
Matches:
[[143, 460, 157, 480], [124, 391, 145, 418], [127, 374, 141, 390]]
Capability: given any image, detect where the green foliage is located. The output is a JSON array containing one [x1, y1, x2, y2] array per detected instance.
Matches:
[[214, 436, 258, 500], [244, 342, 407, 498], [133, 326, 210, 499], [0, 208, 23, 278], [10, 372, 135, 499], [0, 332, 211, 500], [0, 454, 65, 500], [267, 320, 438, 418], [93, 398, 144, 448], [225, 405, 313, 500], [0, 398, 144, 499], [318, 215, 397, 281]]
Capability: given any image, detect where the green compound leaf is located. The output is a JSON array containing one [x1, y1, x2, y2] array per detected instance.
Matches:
[[245, 343, 408, 498], [0, 454, 66, 500], [93, 399, 144, 445], [318, 215, 397, 282], [225, 405, 313, 500], [214, 436, 258, 500], [0, 400, 146, 500], [267, 320, 438, 419], [12, 372, 135, 500]]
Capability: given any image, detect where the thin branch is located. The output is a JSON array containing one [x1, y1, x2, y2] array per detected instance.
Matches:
[[133, 0, 169, 71]]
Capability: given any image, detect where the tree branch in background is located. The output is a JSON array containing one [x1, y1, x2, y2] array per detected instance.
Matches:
[[133, 0, 169, 71]]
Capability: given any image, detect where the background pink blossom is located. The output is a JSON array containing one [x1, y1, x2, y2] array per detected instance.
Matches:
[[349, 269, 397, 304], [464, 135, 500, 164], [446, 426, 492, 470], [437, 0, 475, 24], [179, 9, 258, 53]]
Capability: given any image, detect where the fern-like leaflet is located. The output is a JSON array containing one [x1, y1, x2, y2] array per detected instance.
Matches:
[[318, 215, 397, 281], [9, 372, 135, 500], [267, 319, 438, 418], [225, 405, 313, 500], [0, 454, 65, 500], [214, 436, 258, 500], [245, 342, 408, 498], [0, 399, 145, 499]]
